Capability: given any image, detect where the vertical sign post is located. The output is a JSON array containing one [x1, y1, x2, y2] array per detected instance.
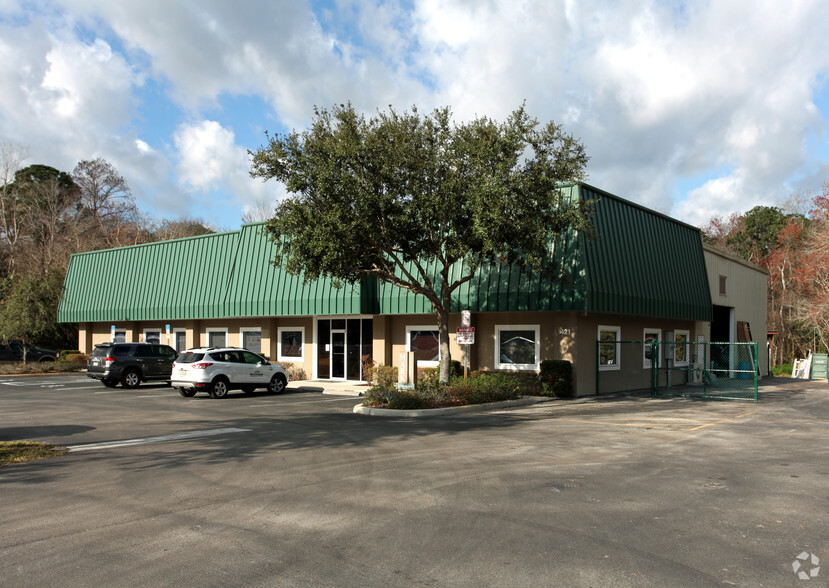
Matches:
[[459, 310, 473, 379]]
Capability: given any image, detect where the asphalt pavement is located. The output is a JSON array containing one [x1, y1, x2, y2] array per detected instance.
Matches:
[[1, 374, 827, 587]]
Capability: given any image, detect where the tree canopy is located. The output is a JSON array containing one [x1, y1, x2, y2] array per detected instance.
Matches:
[[0, 144, 219, 351], [251, 103, 591, 382], [703, 189, 829, 363]]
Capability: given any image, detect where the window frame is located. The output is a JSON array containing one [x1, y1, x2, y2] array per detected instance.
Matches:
[[240, 327, 263, 354], [277, 326, 305, 362], [598, 325, 621, 372], [405, 325, 440, 368], [673, 329, 690, 367], [206, 327, 228, 349], [494, 324, 541, 371], [643, 328, 662, 370], [143, 328, 161, 345]]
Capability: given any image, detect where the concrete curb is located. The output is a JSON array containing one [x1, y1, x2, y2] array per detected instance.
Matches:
[[353, 396, 554, 417]]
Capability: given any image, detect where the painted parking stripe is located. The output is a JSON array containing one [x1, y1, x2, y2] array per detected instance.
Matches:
[[66, 427, 251, 452]]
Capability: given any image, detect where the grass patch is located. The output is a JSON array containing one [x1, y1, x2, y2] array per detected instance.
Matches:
[[0, 441, 68, 466]]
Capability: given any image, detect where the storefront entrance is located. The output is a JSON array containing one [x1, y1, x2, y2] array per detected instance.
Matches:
[[316, 318, 373, 380]]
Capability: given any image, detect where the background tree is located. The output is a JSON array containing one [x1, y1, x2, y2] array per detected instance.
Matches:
[[251, 103, 591, 382], [0, 150, 218, 352], [0, 270, 69, 362], [71, 158, 140, 249], [703, 186, 829, 366]]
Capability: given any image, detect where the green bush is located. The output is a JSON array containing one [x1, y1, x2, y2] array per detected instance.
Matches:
[[538, 360, 574, 398], [371, 365, 398, 389], [59, 349, 83, 360], [62, 353, 87, 363], [387, 391, 428, 410], [772, 363, 794, 377], [362, 369, 528, 409], [363, 386, 397, 406]]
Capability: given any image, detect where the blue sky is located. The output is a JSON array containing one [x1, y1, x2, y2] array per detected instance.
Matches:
[[1, 0, 828, 230]]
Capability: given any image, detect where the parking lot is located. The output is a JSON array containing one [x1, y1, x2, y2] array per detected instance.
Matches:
[[1, 374, 828, 586]]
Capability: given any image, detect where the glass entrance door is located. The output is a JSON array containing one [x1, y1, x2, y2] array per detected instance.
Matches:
[[331, 331, 345, 379], [316, 318, 373, 380]]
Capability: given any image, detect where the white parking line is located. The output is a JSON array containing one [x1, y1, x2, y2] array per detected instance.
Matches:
[[247, 396, 359, 408], [67, 428, 252, 452]]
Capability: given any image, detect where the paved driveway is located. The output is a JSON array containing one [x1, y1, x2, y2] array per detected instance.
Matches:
[[1, 375, 827, 586]]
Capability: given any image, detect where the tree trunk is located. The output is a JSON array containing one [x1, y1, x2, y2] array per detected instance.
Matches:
[[437, 305, 451, 384]]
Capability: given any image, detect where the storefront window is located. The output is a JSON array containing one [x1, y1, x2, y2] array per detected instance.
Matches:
[[406, 326, 439, 367], [278, 328, 304, 361], [599, 325, 621, 371], [495, 325, 540, 370]]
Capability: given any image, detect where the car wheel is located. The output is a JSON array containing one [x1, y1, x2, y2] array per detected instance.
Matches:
[[268, 373, 287, 395], [210, 377, 229, 399], [241, 385, 256, 394], [102, 379, 118, 388], [179, 388, 197, 398], [121, 369, 141, 389], [38, 356, 56, 362]]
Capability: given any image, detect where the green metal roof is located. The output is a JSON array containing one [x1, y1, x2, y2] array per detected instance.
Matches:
[[58, 184, 712, 323], [58, 224, 368, 322], [376, 183, 712, 320]]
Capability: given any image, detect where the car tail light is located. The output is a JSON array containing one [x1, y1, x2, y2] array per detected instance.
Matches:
[[192, 362, 213, 369], [105, 356, 115, 366]]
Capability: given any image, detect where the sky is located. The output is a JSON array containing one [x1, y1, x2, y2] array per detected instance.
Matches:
[[1, 0, 829, 231]]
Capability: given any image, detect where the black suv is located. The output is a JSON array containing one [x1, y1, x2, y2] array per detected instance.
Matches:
[[87, 342, 178, 388], [0, 340, 59, 362]]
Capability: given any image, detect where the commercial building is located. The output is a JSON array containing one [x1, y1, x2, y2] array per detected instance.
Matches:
[[58, 183, 768, 395]]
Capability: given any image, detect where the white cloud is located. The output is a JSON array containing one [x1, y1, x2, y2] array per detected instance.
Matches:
[[2, 0, 829, 230], [174, 119, 284, 216]]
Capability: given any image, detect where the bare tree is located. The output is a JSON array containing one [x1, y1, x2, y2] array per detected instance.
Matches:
[[241, 198, 275, 224], [0, 143, 30, 276], [72, 158, 140, 248]]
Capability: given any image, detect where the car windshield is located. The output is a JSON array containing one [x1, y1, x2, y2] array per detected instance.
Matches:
[[177, 352, 204, 363]]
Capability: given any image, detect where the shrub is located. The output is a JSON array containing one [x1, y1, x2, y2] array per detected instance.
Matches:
[[538, 360, 574, 398], [62, 353, 88, 363], [279, 362, 307, 381], [387, 391, 428, 410], [362, 386, 397, 406], [371, 365, 398, 389], [361, 355, 376, 384], [59, 349, 83, 360], [772, 363, 794, 377]]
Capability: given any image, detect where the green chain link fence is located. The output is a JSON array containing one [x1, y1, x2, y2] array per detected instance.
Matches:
[[596, 340, 759, 401]]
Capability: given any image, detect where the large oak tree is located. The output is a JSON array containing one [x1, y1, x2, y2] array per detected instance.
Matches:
[[251, 103, 591, 382]]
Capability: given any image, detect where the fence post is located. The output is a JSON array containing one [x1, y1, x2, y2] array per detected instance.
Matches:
[[595, 340, 600, 396]]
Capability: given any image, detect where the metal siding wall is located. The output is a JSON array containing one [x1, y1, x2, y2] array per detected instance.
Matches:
[[580, 184, 712, 321]]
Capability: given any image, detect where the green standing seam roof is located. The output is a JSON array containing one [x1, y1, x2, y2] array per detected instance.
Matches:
[[58, 183, 713, 324]]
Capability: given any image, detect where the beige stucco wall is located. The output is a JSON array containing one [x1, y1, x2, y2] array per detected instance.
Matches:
[[703, 245, 769, 376], [573, 313, 701, 396], [79, 317, 316, 380]]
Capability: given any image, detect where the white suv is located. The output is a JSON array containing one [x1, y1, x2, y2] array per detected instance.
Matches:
[[172, 347, 289, 399]]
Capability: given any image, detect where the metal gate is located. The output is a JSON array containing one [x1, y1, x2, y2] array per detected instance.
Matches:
[[652, 340, 759, 401], [595, 340, 759, 401]]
